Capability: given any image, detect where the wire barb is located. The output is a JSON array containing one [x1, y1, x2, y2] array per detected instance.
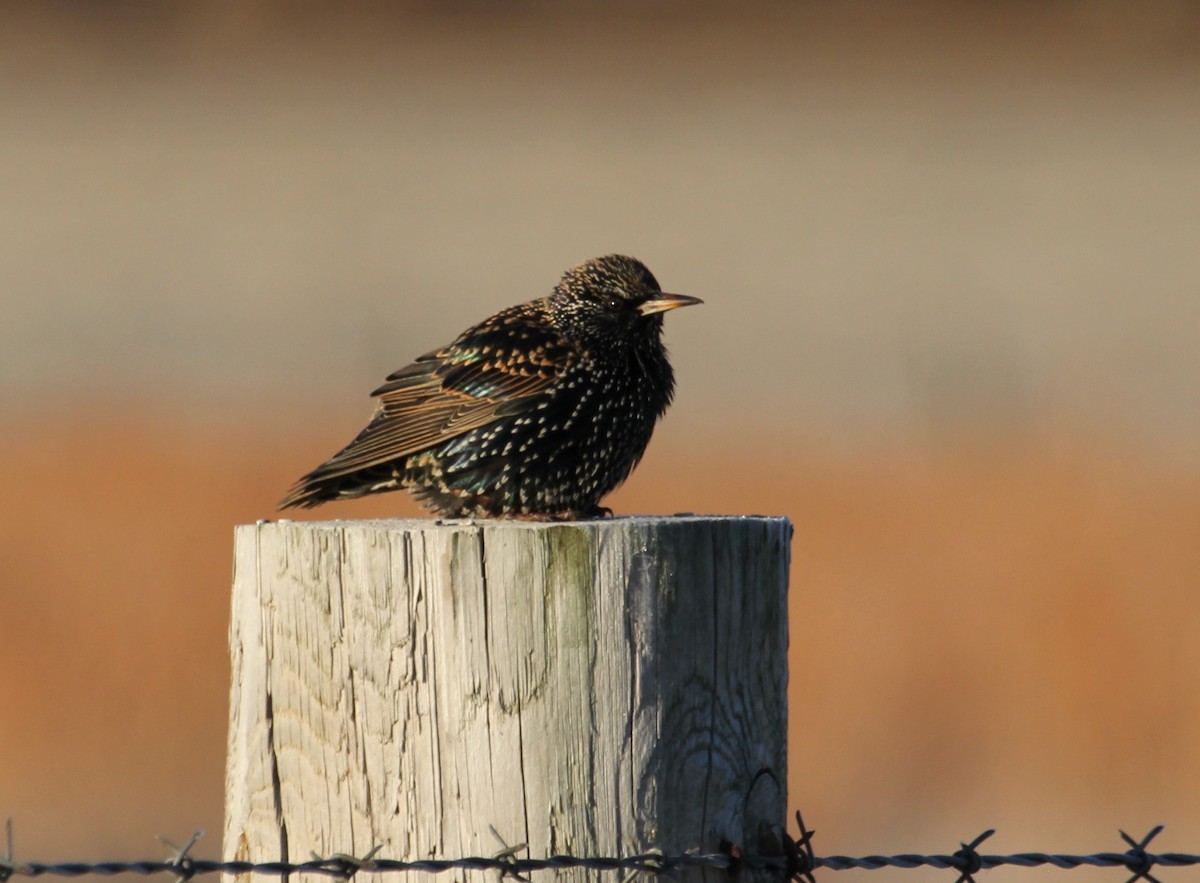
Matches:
[[158, 831, 204, 883], [950, 829, 994, 883], [782, 810, 817, 883], [1120, 826, 1165, 883], [488, 825, 530, 883], [309, 845, 383, 879]]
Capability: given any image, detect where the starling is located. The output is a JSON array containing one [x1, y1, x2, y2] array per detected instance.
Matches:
[[277, 254, 701, 519]]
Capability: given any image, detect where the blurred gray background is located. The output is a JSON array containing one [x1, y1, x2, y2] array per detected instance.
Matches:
[[3, 2, 1198, 453]]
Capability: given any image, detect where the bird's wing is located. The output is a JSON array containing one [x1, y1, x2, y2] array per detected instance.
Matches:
[[301, 312, 576, 480]]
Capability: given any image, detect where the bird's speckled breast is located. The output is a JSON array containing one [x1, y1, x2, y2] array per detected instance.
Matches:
[[406, 339, 674, 517]]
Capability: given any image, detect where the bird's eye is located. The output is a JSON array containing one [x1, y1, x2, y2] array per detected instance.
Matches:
[[604, 293, 623, 311]]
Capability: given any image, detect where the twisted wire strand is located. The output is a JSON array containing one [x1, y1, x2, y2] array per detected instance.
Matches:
[[2, 849, 1198, 879], [0, 819, 1193, 880]]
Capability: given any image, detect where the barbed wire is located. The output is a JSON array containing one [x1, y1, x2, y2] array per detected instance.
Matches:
[[1, 813, 1195, 882]]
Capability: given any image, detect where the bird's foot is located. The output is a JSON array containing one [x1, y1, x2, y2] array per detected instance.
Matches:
[[503, 505, 612, 522]]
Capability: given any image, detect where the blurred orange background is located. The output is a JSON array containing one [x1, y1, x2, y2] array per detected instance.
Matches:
[[2, 4, 1198, 882]]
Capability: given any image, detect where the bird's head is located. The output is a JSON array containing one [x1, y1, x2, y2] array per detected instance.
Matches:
[[551, 254, 702, 345]]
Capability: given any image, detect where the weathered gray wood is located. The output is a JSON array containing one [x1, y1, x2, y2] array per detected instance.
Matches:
[[224, 516, 790, 882]]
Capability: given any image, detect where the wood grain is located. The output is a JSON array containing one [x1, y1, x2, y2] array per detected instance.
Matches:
[[224, 516, 790, 882]]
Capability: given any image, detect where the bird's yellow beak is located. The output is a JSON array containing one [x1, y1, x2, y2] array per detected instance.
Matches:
[[637, 293, 704, 316]]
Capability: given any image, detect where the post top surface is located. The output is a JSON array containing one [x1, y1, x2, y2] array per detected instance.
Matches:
[[238, 514, 790, 531]]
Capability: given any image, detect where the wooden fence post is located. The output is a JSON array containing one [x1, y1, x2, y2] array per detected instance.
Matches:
[[224, 516, 791, 881]]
